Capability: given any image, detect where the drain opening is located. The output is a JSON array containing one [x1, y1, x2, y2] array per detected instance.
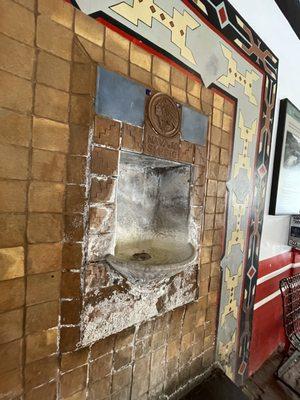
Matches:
[[131, 252, 152, 261]]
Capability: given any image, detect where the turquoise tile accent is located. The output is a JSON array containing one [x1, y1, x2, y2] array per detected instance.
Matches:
[[95, 67, 146, 127], [181, 105, 208, 145]]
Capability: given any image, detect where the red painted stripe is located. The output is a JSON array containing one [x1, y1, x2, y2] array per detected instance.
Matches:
[[249, 293, 286, 375], [254, 269, 291, 303], [293, 249, 300, 264], [258, 251, 293, 278]]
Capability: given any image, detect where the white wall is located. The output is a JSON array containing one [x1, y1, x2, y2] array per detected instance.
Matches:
[[229, 0, 300, 260]]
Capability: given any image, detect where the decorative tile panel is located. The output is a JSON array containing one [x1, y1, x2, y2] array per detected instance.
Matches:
[[95, 67, 146, 126], [181, 105, 208, 145]]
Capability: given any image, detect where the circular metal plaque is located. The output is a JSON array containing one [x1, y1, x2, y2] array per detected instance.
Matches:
[[148, 93, 180, 138]]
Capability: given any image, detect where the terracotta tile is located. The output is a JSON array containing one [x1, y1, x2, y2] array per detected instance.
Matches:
[[25, 355, 58, 391], [194, 145, 207, 166], [35, 84, 69, 123], [90, 336, 115, 360], [67, 156, 86, 184], [25, 381, 57, 400], [27, 214, 63, 243], [0, 180, 27, 212], [187, 77, 201, 98], [212, 108, 223, 128], [26, 328, 58, 363], [105, 50, 128, 76], [0, 278, 24, 313], [75, 10, 104, 46], [37, 51, 71, 92], [0, 339, 23, 375], [171, 85, 186, 103], [70, 94, 91, 126], [25, 301, 59, 334], [65, 185, 85, 213], [130, 43, 152, 71], [153, 57, 170, 81], [152, 76, 170, 94], [28, 181, 65, 213], [60, 326, 80, 352], [222, 114, 233, 133], [61, 365, 87, 399], [122, 124, 143, 153], [90, 177, 116, 203], [0, 0, 34, 45], [0, 369, 22, 399], [220, 148, 230, 166], [114, 347, 132, 370], [28, 243, 62, 275], [14, 0, 35, 10], [32, 149, 66, 182], [112, 365, 132, 393], [0, 109, 31, 147], [37, 15, 73, 60], [171, 67, 187, 90], [115, 327, 135, 350], [0, 33, 35, 79], [62, 243, 83, 270], [94, 117, 120, 148], [33, 117, 69, 153], [150, 347, 165, 388], [0, 214, 26, 247], [0, 143, 28, 180], [207, 161, 219, 180], [61, 348, 88, 373], [105, 28, 129, 60], [38, 0, 74, 29], [214, 213, 225, 230], [0, 246, 24, 281], [130, 64, 151, 86], [89, 206, 115, 234], [210, 126, 222, 146], [91, 147, 119, 176], [65, 214, 84, 242], [90, 353, 113, 382], [72, 62, 95, 95], [89, 377, 110, 400], [201, 87, 213, 107], [69, 124, 89, 156], [77, 37, 104, 64], [209, 144, 220, 163], [26, 271, 61, 305], [224, 99, 236, 116], [179, 141, 194, 164], [220, 130, 231, 150], [0, 308, 23, 344], [207, 179, 218, 196], [61, 271, 81, 299], [213, 93, 224, 110], [61, 299, 81, 325], [187, 93, 201, 110], [217, 181, 227, 198]]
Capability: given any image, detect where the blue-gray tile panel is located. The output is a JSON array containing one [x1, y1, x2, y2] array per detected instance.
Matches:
[[181, 105, 208, 145], [95, 67, 146, 127]]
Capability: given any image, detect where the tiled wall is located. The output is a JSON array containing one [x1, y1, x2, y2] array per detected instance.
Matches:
[[0, 0, 235, 398]]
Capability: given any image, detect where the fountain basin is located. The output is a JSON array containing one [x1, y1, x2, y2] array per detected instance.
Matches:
[[106, 239, 197, 285]]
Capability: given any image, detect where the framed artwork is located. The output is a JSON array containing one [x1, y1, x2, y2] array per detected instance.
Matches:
[[270, 99, 300, 215]]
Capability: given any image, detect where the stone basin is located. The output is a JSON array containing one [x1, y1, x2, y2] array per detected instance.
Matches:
[[106, 239, 197, 285]]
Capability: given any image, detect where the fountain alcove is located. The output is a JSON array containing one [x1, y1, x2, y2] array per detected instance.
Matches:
[[81, 67, 209, 343], [106, 150, 197, 285]]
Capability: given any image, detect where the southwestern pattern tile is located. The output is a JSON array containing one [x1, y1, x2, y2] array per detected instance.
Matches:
[[69, 0, 279, 386]]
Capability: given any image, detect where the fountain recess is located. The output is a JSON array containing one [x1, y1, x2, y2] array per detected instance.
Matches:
[[105, 151, 197, 285]]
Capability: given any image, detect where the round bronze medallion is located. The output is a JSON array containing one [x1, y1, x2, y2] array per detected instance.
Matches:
[[148, 93, 180, 138]]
